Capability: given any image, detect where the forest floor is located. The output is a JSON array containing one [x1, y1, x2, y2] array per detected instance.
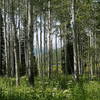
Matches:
[[0, 75, 100, 100]]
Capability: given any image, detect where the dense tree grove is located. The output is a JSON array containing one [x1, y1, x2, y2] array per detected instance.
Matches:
[[0, 0, 100, 100], [0, 0, 100, 88]]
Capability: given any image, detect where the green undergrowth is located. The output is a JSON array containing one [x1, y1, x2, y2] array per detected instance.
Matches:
[[0, 76, 100, 100]]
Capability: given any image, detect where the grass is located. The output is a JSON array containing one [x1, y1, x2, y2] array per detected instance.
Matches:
[[0, 75, 100, 100]]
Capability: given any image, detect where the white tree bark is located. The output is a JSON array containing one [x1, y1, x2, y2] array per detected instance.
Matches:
[[71, 0, 78, 80], [48, 0, 52, 78]]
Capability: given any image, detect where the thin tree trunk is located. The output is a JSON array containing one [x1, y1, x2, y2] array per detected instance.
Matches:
[[36, 16, 40, 76], [90, 32, 93, 80], [40, 14, 43, 77], [71, 0, 79, 80], [27, 0, 34, 86], [10, 24, 14, 77], [43, 12, 47, 76], [48, 0, 52, 78], [24, 3, 28, 75], [11, 1, 20, 86], [55, 34, 58, 73], [77, 31, 81, 75], [0, 8, 3, 75], [4, 0, 9, 76]]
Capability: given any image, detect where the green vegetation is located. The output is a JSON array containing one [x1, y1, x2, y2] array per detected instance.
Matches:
[[0, 0, 100, 99], [0, 76, 100, 100]]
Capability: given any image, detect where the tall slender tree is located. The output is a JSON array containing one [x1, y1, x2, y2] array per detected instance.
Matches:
[[71, 0, 79, 80], [27, 0, 35, 86]]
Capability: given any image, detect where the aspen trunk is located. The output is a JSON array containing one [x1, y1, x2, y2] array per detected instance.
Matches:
[[71, 0, 79, 80], [55, 34, 58, 73], [40, 14, 43, 77], [36, 16, 40, 76], [11, 1, 20, 86], [48, 0, 52, 78], [27, 0, 34, 86], [90, 32, 93, 79]]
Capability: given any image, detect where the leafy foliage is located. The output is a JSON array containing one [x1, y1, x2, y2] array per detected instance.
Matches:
[[0, 76, 100, 100]]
